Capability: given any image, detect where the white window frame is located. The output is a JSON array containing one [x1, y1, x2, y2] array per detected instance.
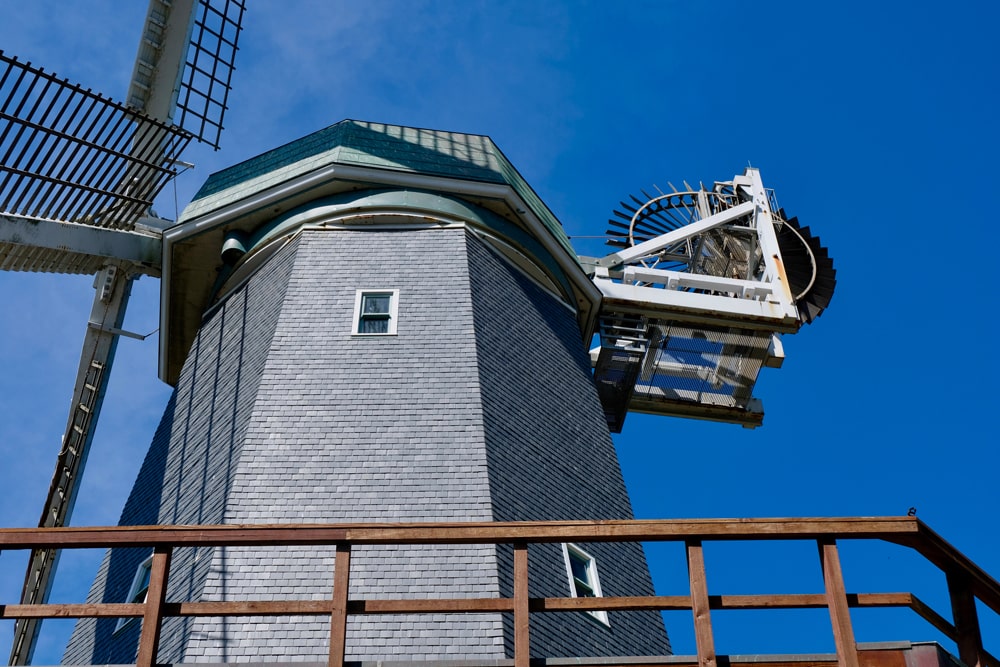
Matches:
[[562, 543, 609, 626], [352, 289, 399, 336], [114, 554, 153, 632]]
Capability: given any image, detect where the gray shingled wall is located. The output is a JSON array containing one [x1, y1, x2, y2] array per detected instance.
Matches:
[[183, 227, 505, 662], [64, 222, 668, 663], [466, 233, 671, 657], [63, 238, 300, 664]]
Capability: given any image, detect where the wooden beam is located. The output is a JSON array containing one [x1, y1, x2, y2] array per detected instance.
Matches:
[[907, 594, 956, 641], [136, 546, 171, 667], [0, 515, 992, 667], [0, 517, 922, 550], [532, 595, 692, 612], [911, 520, 1000, 619], [514, 543, 530, 667], [818, 539, 859, 667], [1, 591, 938, 621], [947, 569, 985, 667], [687, 540, 716, 667], [329, 543, 351, 667], [0, 603, 144, 619]]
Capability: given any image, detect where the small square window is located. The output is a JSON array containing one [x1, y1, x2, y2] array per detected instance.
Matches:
[[114, 555, 153, 632], [563, 543, 609, 626], [353, 290, 399, 335]]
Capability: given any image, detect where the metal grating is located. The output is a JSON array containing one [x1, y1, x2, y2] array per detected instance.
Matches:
[[593, 316, 771, 430], [175, 0, 246, 150], [0, 51, 193, 231], [0, 244, 113, 275], [593, 316, 648, 432], [632, 322, 770, 409]]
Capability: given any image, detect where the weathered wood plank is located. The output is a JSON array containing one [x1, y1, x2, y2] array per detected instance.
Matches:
[[328, 543, 351, 667], [532, 595, 692, 611], [0, 602, 144, 618], [135, 546, 171, 667], [948, 569, 985, 667], [687, 540, 716, 667], [906, 593, 956, 640], [514, 542, 530, 667], [818, 539, 859, 667], [0, 517, 921, 550], [0, 592, 933, 620]]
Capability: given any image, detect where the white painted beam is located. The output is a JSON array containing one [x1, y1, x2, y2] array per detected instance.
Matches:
[[620, 265, 775, 300], [597, 200, 755, 268], [0, 214, 161, 273], [127, 0, 198, 122], [595, 279, 800, 330]]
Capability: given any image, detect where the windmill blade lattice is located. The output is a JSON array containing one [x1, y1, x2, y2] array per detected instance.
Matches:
[[0, 52, 192, 241], [178, 0, 245, 149]]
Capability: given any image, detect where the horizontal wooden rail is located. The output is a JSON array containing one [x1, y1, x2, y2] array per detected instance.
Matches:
[[0, 517, 996, 667], [0, 516, 926, 549]]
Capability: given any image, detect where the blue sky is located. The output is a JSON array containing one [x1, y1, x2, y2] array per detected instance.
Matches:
[[1, 1, 998, 662]]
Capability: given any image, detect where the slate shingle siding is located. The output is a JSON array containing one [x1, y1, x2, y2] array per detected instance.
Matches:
[[185, 228, 504, 662], [63, 238, 300, 664], [64, 223, 668, 664], [466, 233, 671, 657]]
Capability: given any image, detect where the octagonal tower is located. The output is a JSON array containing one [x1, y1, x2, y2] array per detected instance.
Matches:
[[64, 121, 669, 663]]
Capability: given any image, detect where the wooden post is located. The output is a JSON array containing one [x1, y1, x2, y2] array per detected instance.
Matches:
[[136, 546, 172, 667], [818, 539, 860, 667], [686, 540, 717, 667], [328, 543, 352, 667], [514, 542, 530, 667], [947, 570, 984, 667]]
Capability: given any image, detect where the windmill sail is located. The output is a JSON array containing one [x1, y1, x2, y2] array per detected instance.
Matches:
[[2, 3, 245, 663], [0, 51, 192, 274]]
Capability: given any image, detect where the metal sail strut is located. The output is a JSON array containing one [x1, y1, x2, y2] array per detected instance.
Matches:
[[9, 265, 133, 665]]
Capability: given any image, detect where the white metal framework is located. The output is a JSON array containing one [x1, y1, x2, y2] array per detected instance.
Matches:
[[586, 168, 834, 431]]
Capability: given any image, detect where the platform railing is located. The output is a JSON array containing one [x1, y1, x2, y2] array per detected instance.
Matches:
[[1, 517, 997, 667]]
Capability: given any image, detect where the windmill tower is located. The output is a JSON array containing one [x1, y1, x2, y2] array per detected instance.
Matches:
[[60, 119, 673, 663], [1, 3, 836, 665]]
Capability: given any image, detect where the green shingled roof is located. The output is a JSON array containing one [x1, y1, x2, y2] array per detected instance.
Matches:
[[183, 120, 574, 256]]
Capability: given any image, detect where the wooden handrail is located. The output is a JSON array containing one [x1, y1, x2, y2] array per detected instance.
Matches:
[[0, 516, 926, 548], [0, 517, 996, 667]]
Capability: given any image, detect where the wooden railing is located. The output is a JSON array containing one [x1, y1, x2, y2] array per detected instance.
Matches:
[[0, 517, 997, 667]]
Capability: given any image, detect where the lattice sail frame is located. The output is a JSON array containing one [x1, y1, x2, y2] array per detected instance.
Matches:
[[0, 51, 192, 232], [588, 168, 802, 430]]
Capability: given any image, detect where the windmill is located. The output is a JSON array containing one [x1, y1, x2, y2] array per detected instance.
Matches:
[[0, 3, 838, 665], [0, 1, 245, 662]]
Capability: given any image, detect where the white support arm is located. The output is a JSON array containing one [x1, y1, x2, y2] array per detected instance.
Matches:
[[0, 214, 161, 273], [621, 266, 775, 300], [595, 279, 800, 330], [127, 0, 198, 121], [597, 200, 755, 268], [745, 169, 794, 308]]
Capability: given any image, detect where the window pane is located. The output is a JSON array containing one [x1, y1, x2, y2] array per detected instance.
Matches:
[[574, 578, 596, 597], [360, 317, 389, 334], [131, 563, 152, 603], [570, 553, 589, 583], [362, 294, 391, 314]]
